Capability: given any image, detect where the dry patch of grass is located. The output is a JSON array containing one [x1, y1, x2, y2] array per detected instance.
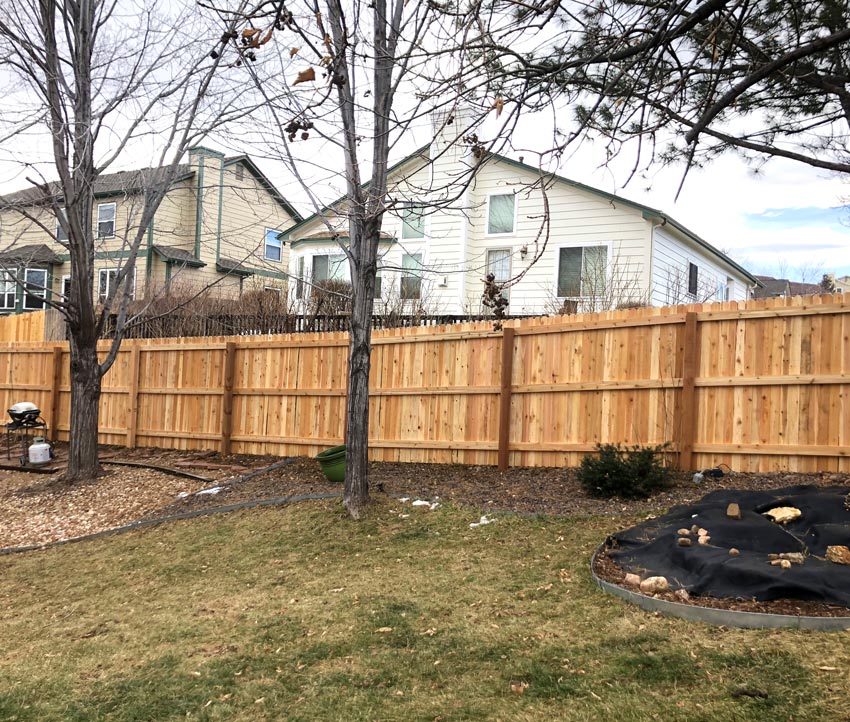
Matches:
[[1, 497, 848, 721]]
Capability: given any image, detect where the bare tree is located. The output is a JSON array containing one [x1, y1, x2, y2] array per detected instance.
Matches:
[[206, 0, 543, 517], [0, 0, 252, 480]]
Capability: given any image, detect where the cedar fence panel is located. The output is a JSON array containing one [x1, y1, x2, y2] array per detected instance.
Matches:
[[0, 293, 847, 472], [0, 311, 46, 343]]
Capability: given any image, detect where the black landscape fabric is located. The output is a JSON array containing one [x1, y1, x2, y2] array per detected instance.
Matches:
[[607, 485, 850, 607]]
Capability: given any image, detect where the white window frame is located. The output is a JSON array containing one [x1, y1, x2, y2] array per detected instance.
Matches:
[[96, 202, 116, 239], [264, 228, 283, 262], [61, 274, 72, 301], [485, 192, 517, 237], [400, 251, 424, 300], [263, 285, 281, 296], [0, 271, 16, 310], [311, 252, 349, 285], [56, 207, 68, 242], [401, 202, 425, 240], [554, 241, 612, 299], [486, 247, 512, 301], [23, 268, 48, 310], [725, 277, 734, 301], [98, 267, 135, 304]]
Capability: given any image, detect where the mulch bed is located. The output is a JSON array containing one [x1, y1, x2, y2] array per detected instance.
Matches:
[[3, 444, 849, 616]]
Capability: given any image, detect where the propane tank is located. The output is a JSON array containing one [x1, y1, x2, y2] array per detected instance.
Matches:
[[28, 437, 52, 465]]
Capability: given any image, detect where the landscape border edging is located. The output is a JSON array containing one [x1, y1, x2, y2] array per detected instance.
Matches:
[[591, 543, 850, 631]]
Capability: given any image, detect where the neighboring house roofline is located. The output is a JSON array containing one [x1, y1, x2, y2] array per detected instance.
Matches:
[[290, 232, 397, 249], [216, 258, 254, 277], [0, 153, 300, 223], [0, 243, 63, 265], [487, 153, 761, 287], [223, 155, 303, 223], [152, 245, 206, 268], [277, 144, 431, 239], [276, 141, 759, 287]]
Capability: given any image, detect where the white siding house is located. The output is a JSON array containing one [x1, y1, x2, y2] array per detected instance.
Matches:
[[282, 128, 757, 314]]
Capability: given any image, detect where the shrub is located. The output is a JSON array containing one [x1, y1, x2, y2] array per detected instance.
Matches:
[[579, 443, 670, 499]]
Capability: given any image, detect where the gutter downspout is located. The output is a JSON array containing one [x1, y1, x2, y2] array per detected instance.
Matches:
[[194, 158, 205, 261], [216, 162, 225, 263], [648, 217, 666, 305]]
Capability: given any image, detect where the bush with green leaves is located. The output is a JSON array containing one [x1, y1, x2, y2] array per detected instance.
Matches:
[[579, 443, 670, 499]]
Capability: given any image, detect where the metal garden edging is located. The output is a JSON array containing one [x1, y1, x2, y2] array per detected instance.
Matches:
[[591, 543, 850, 631]]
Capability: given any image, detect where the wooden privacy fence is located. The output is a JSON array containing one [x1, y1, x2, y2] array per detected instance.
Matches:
[[0, 311, 45, 343], [0, 292, 848, 472]]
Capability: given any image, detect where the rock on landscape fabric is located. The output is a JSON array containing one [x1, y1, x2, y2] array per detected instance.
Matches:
[[608, 485, 850, 607]]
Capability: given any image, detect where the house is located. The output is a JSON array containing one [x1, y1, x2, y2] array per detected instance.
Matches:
[[752, 275, 824, 299], [281, 123, 759, 315], [832, 275, 850, 293], [0, 147, 300, 314]]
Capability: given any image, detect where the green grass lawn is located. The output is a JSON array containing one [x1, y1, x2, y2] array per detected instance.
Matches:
[[1, 497, 848, 721]]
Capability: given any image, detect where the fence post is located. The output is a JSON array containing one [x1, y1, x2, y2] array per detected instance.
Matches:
[[497, 326, 515, 470], [221, 341, 236, 455], [126, 346, 141, 449], [49, 346, 63, 444], [678, 312, 699, 471]]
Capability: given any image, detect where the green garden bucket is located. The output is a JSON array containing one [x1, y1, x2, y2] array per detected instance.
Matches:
[[316, 444, 346, 483]]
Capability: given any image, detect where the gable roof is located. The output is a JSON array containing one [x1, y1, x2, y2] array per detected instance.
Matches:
[[488, 153, 760, 286], [223, 155, 302, 222], [278, 143, 759, 286], [0, 165, 192, 207], [752, 275, 824, 298], [278, 145, 431, 239], [0, 153, 301, 222]]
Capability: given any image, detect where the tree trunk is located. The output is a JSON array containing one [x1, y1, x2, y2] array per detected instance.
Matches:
[[64, 338, 103, 481], [344, 228, 379, 519]]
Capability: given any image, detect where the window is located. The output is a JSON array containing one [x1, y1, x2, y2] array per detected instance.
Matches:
[[487, 194, 515, 235], [61, 275, 72, 301], [486, 249, 511, 283], [557, 245, 608, 297], [235, 165, 244, 181], [97, 203, 116, 238], [401, 204, 424, 239], [295, 256, 305, 299], [0, 272, 16, 310], [98, 268, 135, 304], [716, 280, 727, 302], [56, 207, 68, 242], [374, 269, 382, 299], [486, 248, 511, 302], [264, 228, 283, 262], [400, 252, 423, 299], [725, 277, 734, 301], [23, 268, 47, 310], [264, 286, 281, 296], [688, 263, 698, 296], [312, 254, 348, 284]]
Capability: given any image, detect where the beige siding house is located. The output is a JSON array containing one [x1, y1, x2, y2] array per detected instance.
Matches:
[[0, 147, 300, 314], [282, 126, 758, 315]]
